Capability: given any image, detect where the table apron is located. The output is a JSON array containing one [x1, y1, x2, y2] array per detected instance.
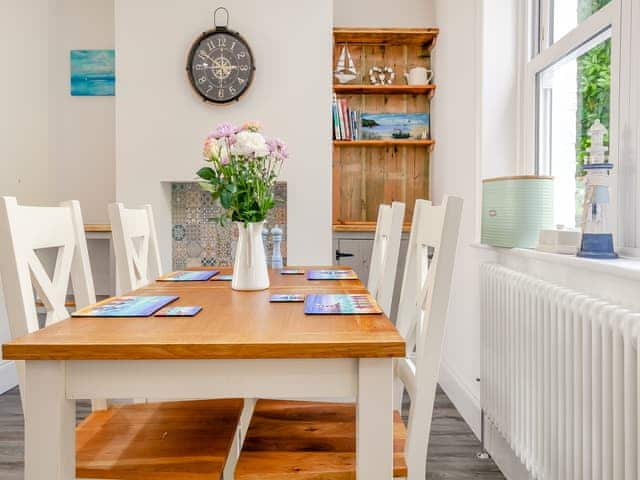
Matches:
[[65, 358, 358, 400]]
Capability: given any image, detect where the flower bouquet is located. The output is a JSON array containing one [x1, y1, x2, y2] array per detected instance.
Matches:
[[197, 122, 288, 290]]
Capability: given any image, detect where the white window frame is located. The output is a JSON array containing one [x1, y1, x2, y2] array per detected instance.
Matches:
[[520, 0, 640, 251]]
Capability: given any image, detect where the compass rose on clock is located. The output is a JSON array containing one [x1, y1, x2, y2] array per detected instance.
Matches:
[[186, 7, 255, 104]]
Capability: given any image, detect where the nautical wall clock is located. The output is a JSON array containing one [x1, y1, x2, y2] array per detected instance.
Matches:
[[186, 7, 255, 104]]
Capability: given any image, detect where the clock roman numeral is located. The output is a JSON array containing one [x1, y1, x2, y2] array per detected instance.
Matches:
[[217, 37, 226, 47], [206, 40, 214, 50], [218, 89, 224, 98]]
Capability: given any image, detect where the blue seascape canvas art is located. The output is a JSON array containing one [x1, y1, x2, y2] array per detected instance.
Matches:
[[70, 50, 115, 96], [361, 112, 430, 140]]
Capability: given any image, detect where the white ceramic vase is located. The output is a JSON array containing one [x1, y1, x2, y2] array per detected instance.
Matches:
[[232, 221, 270, 291]]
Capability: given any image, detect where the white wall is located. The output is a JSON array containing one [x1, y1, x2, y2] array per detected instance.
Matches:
[[430, 0, 485, 436], [431, 0, 523, 439], [49, 0, 115, 294], [49, 0, 115, 224], [481, 0, 519, 180], [334, 0, 435, 27], [0, 1, 52, 205], [0, 0, 52, 393], [115, 0, 333, 268]]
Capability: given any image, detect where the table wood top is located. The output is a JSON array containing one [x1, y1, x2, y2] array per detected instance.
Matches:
[[2, 267, 405, 361]]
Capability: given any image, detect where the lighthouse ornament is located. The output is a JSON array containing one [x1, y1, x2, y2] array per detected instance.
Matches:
[[577, 119, 617, 259]]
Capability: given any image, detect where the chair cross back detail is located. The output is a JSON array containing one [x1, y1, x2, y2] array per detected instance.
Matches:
[[0, 197, 96, 405], [108, 203, 162, 293], [394, 196, 463, 479], [367, 201, 405, 316]]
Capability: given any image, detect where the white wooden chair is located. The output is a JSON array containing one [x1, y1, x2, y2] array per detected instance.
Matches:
[[0, 197, 244, 479], [233, 196, 464, 480], [0, 197, 104, 410], [108, 202, 162, 294], [367, 201, 405, 316], [109, 202, 164, 404]]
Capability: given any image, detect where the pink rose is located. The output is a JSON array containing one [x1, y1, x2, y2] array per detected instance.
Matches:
[[242, 121, 262, 132]]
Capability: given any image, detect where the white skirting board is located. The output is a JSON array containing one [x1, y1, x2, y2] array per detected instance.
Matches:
[[438, 361, 481, 438], [484, 418, 534, 480], [0, 360, 17, 395], [439, 360, 530, 480]]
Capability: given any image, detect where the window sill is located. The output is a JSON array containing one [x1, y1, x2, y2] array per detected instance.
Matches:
[[471, 242, 640, 282]]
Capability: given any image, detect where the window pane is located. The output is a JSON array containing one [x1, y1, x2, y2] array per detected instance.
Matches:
[[552, 0, 612, 43], [537, 33, 611, 228]]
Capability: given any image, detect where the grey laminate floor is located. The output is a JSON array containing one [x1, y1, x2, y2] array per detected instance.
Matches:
[[0, 385, 504, 479]]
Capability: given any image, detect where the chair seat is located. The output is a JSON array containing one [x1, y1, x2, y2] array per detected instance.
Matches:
[[235, 400, 407, 480], [76, 399, 243, 480]]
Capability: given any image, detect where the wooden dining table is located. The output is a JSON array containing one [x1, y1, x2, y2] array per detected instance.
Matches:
[[2, 266, 406, 480]]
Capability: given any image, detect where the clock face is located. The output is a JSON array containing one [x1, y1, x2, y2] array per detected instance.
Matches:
[[187, 29, 254, 103]]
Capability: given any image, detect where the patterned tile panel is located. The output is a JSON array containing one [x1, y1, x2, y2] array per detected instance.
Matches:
[[171, 182, 287, 269]]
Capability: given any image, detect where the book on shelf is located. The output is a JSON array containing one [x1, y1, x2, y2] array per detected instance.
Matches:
[[332, 95, 340, 140], [331, 95, 361, 141], [340, 99, 350, 139], [332, 94, 342, 139]]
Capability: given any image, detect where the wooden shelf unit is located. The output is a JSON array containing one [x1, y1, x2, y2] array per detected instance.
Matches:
[[333, 84, 436, 96], [332, 27, 437, 231], [334, 139, 434, 148], [333, 28, 439, 49]]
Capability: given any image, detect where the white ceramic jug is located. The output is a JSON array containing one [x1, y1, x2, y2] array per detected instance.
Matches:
[[232, 221, 270, 291], [404, 67, 434, 85]]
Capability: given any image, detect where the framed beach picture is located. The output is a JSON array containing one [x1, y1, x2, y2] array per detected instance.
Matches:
[[70, 49, 115, 96], [361, 112, 430, 140]]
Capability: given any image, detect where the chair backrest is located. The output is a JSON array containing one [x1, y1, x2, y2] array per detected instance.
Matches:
[[393, 196, 463, 480], [0, 197, 96, 403], [108, 203, 162, 294], [367, 202, 405, 316]]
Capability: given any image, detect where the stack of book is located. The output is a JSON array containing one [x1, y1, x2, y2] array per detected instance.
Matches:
[[332, 94, 360, 141]]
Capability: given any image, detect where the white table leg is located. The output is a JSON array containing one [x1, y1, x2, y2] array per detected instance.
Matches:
[[357, 357, 394, 479], [24, 361, 75, 480]]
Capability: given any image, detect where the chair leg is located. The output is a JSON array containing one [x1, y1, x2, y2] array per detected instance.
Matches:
[[222, 397, 256, 480]]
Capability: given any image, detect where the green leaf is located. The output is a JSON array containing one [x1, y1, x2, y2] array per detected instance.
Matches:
[[196, 167, 216, 181], [220, 189, 233, 209]]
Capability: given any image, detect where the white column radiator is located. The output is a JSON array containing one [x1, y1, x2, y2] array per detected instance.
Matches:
[[481, 263, 640, 480]]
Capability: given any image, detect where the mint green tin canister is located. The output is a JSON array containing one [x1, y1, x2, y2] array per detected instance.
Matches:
[[481, 176, 554, 248]]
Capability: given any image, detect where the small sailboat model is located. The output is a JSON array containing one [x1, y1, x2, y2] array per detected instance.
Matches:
[[334, 45, 358, 84]]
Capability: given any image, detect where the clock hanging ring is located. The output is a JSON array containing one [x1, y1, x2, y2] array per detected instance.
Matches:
[[186, 7, 255, 104]]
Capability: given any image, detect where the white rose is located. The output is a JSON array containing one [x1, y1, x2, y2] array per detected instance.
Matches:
[[230, 131, 269, 158]]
